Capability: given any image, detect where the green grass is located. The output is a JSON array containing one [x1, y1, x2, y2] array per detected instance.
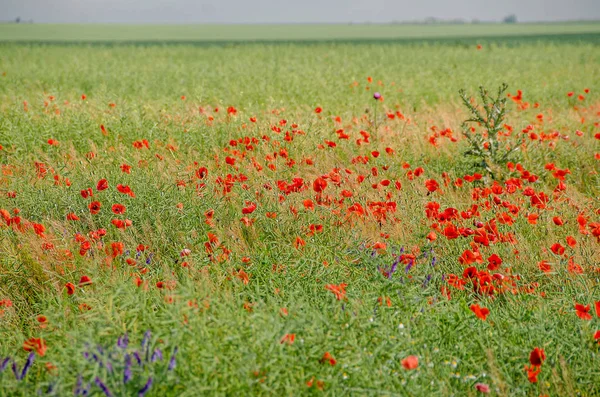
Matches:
[[0, 30, 600, 396], [0, 22, 600, 43]]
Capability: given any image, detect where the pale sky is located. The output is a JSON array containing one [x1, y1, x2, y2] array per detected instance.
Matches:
[[2, 0, 600, 24]]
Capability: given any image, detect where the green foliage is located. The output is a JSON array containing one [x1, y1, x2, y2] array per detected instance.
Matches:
[[459, 84, 524, 179], [0, 34, 599, 396]]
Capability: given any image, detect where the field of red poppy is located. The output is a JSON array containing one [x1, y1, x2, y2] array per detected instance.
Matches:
[[0, 29, 600, 396]]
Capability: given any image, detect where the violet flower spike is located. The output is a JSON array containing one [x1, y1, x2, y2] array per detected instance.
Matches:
[[405, 259, 414, 273], [138, 377, 153, 397], [151, 348, 163, 363], [75, 374, 83, 396], [168, 347, 178, 371], [94, 377, 113, 397], [19, 353, 35, 380], [133, 351, 142, 366], [11, 360, 18, 380], [422, 274, 432, 288], [124, 354, 132, 384], [142, 331, 152, 362], [117, 333, 129, 349], [0, 357, 10, 373]]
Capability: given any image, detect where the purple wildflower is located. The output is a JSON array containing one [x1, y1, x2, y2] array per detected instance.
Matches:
[[10, 353, 35, 381], [105, 360, 113, 374], [11, 360, 18, 379], [145, 253, 154, 265], [46, 382, 56, 394], [405, 259, 414, 273], [132, 351, 142, 366], [94, 377, 113, 397], [389, 257, 399, 279], [124, 354, 132, 384], [373, 92, 381, 100], [75, 375, 84, 395], [141, 331, 151, 351], [422, 274, 432, 288], [138, 377, 153, 397], [168, 347, 178, 371], [151, 348, 163, 363], [141, 330, 151, 361], [19, 353, 35, 380], [0, 357, 10, 373], [117, 333, 129, 349]]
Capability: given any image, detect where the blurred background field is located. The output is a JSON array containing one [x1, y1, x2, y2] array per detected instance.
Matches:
[[1, 21, 600, 43], [1, 16, 600, 397]]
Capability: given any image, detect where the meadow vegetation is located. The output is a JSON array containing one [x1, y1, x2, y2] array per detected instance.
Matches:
[[0, 25, 599, 395]]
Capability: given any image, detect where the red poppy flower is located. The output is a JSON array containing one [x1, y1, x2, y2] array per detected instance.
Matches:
[[96, 179, 108, 191], [80, 188, 93, 198], [529, 347, 546, 366], [23, 337, 47, 356], [280, 333, 295, 345], [575, 303, 592, 320], [294, 236, 306, 249], [372, 242, 387, 251], [313, 177, 327, 193], [111, 204, 126, 215], [79, 275, 92, 286], [459, 249, 483, 265], [117, 184, 135, 197], [550, 243, 565, 255], [111, 242, 124, 258], [88, 201, 101, 214], [65, 282, 75, 295], [527, 213, 538, 224], [475, 383, 489, 393], [538, 260, 551, 273], [401, 355, 418, 370], [425, 179, 439, 193], [470, 304, 490, 320], [525, 365, 541, 383], [320, 352, 336, 366], [66, 213, 80, 221], [37, 315, 48, 329], [325, 283, 347, 300], [487, 254, 502, 271], [242, 202, 257, 214], [595, 301, 600, 317]]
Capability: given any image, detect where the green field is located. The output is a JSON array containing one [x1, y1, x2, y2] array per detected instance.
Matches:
[[1, 22, 600, 43], [1, 24, 600, 396]]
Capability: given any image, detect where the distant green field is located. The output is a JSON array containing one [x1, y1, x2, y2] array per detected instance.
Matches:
[[1, 22, 600, 42]]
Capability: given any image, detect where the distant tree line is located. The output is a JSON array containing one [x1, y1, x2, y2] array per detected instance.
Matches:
[[0, 17, 34, 24], [384, 14, 518, 25]]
